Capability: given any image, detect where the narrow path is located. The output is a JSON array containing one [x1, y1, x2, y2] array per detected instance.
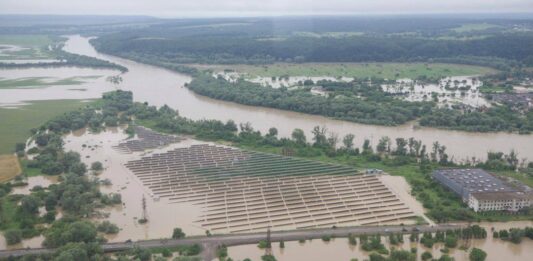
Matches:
[[0, 224, 462, 259]]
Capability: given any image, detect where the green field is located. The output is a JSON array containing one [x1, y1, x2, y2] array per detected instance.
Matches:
[[0, 34, 57, 60], [0, 99, 94, 154], [293, 31, 364, 38], [209, 63, 496, 79], [0, 76, 102, 89], [451, 23, 501, 33]]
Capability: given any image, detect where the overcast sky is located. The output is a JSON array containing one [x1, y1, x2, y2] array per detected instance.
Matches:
[[1, 0, 532, 17]]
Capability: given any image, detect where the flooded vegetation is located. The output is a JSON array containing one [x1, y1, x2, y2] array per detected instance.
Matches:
[[226, 222, 533, 261], [0, 35, 529, 162], [0, 13, 533, 261]]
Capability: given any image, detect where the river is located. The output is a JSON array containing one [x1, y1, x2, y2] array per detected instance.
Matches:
[[61, 35, 533, 162]]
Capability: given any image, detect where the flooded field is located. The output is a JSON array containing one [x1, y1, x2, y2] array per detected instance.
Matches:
[[225, 221, 533, 261], [9, 175, 59, 195], [59, 35, 533, 162], [63, 127, 206, 241], [0, 67, 118, 107], [382, 77, 489, 108]]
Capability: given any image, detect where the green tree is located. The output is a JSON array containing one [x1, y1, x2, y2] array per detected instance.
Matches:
[[91, 161, 103, 171], [172, 227, 186, 239], [342, 134, 355, 149], [469, 248, 487, 261], [291, 128, 307, 145]]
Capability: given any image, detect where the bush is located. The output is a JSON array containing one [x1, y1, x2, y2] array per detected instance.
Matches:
[[469, 248, 487, 261], [91, 161, 103, 172], [3, 229, 22, 245], [172, 227, 186, 239], [261, 254, 277, 261], [97, 221, 119, 234], [421, 251, 432, 261]]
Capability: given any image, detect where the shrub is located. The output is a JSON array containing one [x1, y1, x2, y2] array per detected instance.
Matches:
[[172, 228, 186, 239], [3, 229, 22, 245]]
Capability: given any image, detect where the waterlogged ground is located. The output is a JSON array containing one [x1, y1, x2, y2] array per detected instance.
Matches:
[[0, 67, 118, 107], [225, 221, 533, 261], [382, 76, 489, 108], [214, 71, 489, 108], [63, 127, 207, 242]]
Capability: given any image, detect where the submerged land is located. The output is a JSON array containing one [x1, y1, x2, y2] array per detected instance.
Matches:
[[0, 14, 532, 261]]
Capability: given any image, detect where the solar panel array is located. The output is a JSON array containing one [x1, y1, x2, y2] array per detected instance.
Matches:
[[113, 126, 181, 153], [125, 144, 415, 233]]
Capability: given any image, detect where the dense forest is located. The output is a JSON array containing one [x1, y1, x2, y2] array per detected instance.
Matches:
[[92, 16, 533, 66], [186, 73, 533, 132]]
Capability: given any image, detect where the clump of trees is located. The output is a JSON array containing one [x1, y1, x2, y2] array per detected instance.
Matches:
[[493, 227, 533, 244]]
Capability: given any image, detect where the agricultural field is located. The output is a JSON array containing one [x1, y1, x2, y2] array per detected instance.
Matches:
[[0, 34, 57, 60], [0, 155, 21, 182], [0, 76, 102, 89], [0, 99, 94, 154], [451, 23, 501, 33], [205, 62, 496, 79]]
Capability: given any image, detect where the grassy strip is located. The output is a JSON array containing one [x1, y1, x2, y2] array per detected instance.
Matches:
[[206, 62, 496, 79], [0, 76, 101, 89], [0, 99, 96, 154]]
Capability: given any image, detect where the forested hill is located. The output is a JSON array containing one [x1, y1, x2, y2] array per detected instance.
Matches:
[[92, 16, 533, 67]]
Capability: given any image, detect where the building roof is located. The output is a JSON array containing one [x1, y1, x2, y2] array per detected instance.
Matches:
[[471, 191, 533, 201], [432, 168, 516, 194]]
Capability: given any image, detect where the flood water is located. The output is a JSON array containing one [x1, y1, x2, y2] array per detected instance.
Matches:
[[60, 35, 533, 162], [63, 127, 206, 242], [226, 221, 533, 261], [0, 66, 118, 107]]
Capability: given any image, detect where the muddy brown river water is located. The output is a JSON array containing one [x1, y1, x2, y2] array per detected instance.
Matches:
[[225, 221, 533, 261], [1, 35, 533, 259], [60, 35, 533, 162]]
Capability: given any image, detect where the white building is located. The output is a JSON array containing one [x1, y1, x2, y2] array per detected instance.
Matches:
[[468, 192, 532, 212]]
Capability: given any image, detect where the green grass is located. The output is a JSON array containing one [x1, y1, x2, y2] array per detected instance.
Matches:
[[0, 34, 57, 60], [0, 35, 54, 47], [451, 23, 501, 33], [209, 63, 495, 79], [0, 76, 101, 89], [293, 31, 364, 38], [0, 99, 96, 154], [0, 197, 19, 230]]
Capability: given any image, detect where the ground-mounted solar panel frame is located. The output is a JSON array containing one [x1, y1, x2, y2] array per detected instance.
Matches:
[[124, 144, 416, 233]]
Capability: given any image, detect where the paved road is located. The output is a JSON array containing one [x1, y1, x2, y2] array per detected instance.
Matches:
[[0, 224, 463, 260]]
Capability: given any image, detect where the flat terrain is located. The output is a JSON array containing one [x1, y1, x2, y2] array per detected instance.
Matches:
[[0, 155, 21, 182], [0, 35, 56, 60], [0, 99, 93, 154], [0, 76, 101, 89], [451, 23, 501, 33], [201, 63, 496, 79]]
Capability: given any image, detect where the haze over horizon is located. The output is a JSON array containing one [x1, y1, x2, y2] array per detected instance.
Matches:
[[0, 0, 532, 18]]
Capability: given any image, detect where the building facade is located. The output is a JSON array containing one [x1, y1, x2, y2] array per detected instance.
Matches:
[[432, 168, 532, 212], [468, 192, 532, 212]]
